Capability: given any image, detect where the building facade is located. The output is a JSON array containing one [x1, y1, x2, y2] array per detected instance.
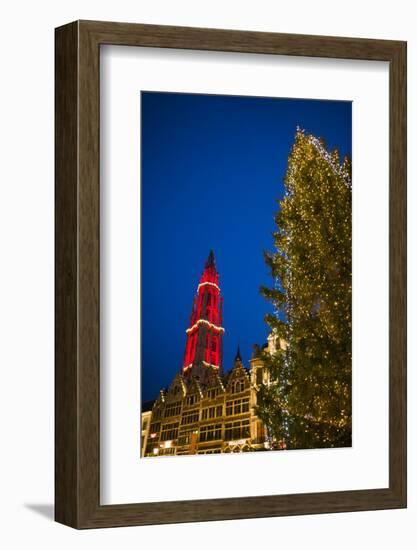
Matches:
[[141, 251, 279, 457]]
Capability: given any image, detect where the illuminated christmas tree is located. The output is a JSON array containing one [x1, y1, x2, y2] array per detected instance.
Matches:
[[256, 128, 352, 449]]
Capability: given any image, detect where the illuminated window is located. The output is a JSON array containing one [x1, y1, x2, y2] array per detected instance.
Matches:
[[145, 441, 158, 455], [152, 408, 162, 420], [231, 380, 245, 394], [202, 405, 223, 419], [199, 424, 222, 442], [256, 368, 263, 385], [225, 420, 250, 440], [206, 387, 220, 399], [226, 398, 249, 416], [160, 422, 179, 441], [159, 448, 176, 455], [181, 410, 199, 425], [178, 431, 193, 446], [150, 422, 160, 433], [164, 402, 182, 418], [186, 394, 198, 406]]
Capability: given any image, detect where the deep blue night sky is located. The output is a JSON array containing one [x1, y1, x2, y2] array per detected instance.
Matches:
[[141, 91, 351, 402]]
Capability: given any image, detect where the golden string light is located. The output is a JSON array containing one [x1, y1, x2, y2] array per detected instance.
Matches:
[[256, 127, 352, 449]]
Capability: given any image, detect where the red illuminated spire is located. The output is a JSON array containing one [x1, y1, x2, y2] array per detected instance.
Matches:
[[182, 251, 224, 382]]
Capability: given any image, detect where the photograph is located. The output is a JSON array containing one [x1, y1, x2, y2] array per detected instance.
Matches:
[[140, 91, 352, 457], [0, 0, 410, 540]]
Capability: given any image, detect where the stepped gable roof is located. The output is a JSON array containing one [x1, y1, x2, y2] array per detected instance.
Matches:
[[184, 364, 225, 390], [203, 370, 225, 392], [153, 388, 166, 405], [186, 376, 204, 397], [165, 372, 186, 400], [223, 353, 250, 386]]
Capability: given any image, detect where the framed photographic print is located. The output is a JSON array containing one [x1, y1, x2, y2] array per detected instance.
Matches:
[[55, 20, 407, 528]]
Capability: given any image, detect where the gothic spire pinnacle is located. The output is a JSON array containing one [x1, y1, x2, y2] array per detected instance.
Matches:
[[205, 249, 216, 269], [235, 344, 242, 362]]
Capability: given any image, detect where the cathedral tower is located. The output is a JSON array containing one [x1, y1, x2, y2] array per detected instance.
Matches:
[[182, 251, 224, 383]]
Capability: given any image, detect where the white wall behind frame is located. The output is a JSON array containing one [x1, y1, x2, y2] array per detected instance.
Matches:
[[1, 1, 415, 549]]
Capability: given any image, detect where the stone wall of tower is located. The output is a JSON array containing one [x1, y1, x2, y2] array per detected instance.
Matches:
[[182, 251, 224, 383]]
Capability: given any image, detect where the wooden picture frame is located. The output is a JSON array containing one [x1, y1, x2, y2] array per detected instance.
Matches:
[[55, 20, 407, 528]]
